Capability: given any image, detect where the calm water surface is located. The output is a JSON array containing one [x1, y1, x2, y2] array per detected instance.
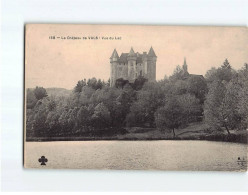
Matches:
[[25, 141, 247, 171]]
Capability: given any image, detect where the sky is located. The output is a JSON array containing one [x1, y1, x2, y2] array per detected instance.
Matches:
[[25, 24, 248, 89]]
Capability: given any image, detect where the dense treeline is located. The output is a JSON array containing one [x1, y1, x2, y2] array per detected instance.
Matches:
[[26, 60, 248, 139]]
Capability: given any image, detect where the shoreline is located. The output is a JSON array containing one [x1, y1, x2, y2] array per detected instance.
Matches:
[[26, 133, 248, 144]]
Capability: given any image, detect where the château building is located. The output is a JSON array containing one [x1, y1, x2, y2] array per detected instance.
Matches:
[[110, 47, 157, 87]]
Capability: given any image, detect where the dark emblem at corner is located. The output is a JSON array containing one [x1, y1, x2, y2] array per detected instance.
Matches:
[[38, 156, 48, 165], [237, 157, 247, 166]]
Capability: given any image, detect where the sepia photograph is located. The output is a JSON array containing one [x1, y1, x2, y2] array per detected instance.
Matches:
[[24, 24, 248, 171]]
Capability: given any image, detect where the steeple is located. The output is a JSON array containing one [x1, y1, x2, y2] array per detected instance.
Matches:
[[110, 49, 119, 59], [128, 47, 136, 57], [182, 57, 188, 73], [148, 46, 157, 57], [184, 57, 187, 66]]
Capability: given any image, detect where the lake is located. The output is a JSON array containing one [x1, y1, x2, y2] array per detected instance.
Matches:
[[24, 140, 247, 171]]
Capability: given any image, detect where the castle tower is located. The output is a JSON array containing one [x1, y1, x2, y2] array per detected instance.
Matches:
[[147, 46, 157, 81], [110, 49, 119, 87], [127, 47, 137, 82], [142, 52, 148, 77]]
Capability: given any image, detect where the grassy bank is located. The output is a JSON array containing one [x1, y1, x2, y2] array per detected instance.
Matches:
[[26, 122, 248, 143]]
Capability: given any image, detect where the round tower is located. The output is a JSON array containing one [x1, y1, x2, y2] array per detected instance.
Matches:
[[142, 52, 148, 77], [147, 46, 157, 81], [110, 49, 119, 87], [127, 47, 137, 82]]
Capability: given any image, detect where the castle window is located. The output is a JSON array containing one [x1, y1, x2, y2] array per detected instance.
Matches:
[[140, 70, 142, 76]]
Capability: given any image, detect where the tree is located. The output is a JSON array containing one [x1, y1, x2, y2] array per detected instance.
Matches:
[[77, 106, 91, 130], [187, 76, 207, 103], [58, 109, 71, 132], [237, 65, 248, 129], [115, 78, 129, 89], [96, 79, 104, 90], [87, 78, 98, 89], [107, 78, 111, 87], [33, 86, 48, 100], [221, 58, 231, 69], [204, 80, 238, 134], [27, 89, 38, 109], [78, 86, 95, 106], [68, 107, 79, 130], [126, 102, 146, 127], [205, 59, 234, 83], [26, 109, 36, 137], [238, 85, 248, 129], [205, 67, 218, 82], [204, 60, 246, 134], [132, 76, 148, 90], [91, 103, 111, 129], [74, 79, 86, 93], [203, 60, 243, 134], [173, 80, 188, 95], [114, 84, 136, 127], [217, 59, 234, 82], [177, 93, 202, 123], [126, 82, 164, 127], [47, 98, 56, 111], [45, 110, 60, 133], [222, 81, 242, 130], [169, 65, 183, 81], [31, 100, 49, 136], [155, 97, 186, 138], [90, 86, 122, 126]]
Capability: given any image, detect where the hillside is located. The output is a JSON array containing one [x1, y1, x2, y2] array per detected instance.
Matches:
[[45, 88, 72, 97]]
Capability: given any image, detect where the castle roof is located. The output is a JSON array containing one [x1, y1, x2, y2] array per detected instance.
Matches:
[[128, 47, 136, 57], [115, 47, 155, 64], [148, 47, 157, 57], [118, 52, 144, 63], [119, 53, 128, 63], [110, 49, 119, 59]]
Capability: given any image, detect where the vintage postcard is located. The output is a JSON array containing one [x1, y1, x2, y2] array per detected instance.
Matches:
[[24, 24, 248, 171]]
